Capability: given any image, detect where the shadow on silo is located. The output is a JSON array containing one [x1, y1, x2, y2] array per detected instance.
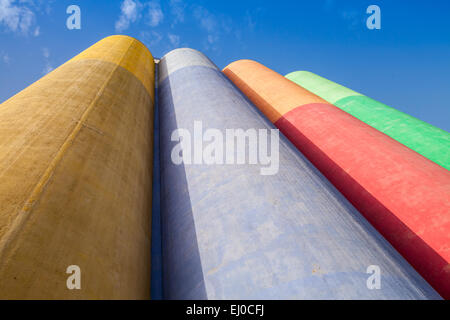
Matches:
[[158, 74, 207, 300]]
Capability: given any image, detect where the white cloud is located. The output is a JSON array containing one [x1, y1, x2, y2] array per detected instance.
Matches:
[[1, 51, 10, 64], [192, 6, 237, 51], [115, 0, 164, 31], [41, 47, 53, 75], [115, 0, 142, 32], [169, 0, 185, 25], [147, 1, 163, 27], [0, 0, 38, 35], [33, 25, 39, 36], [18, 0, 36, 5], [42, 47, 49, 58], [193, 6, 217, 33], [42, 63, 53, 75], [140, 30, 163, 47], [192, 5, 222, 51], [121, 0, 139, 19], [168, 33, 180, 47], [207, 34, 218, 45], [245, 11, 256, 31], [244, 8, 264, 32]]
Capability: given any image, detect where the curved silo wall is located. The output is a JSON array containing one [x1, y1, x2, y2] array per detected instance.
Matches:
[[0, 35, 155, 299], [223, 59, 450, 299], [158, 48, 440, 300], [285, 71, 450, 170], [151, 58, 163, 300]]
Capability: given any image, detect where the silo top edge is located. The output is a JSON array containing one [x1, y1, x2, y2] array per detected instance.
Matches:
[[69, 35, 156, 98], [285, 70, 363, 104], [158, 48, 218, 84]]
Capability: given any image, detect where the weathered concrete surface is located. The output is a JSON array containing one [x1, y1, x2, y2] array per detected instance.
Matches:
[[159, 48, 440, 300], [0, 35, 154, 299]]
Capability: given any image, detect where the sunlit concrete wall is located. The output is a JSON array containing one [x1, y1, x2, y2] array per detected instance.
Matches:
[[0, 35, 155, 299]]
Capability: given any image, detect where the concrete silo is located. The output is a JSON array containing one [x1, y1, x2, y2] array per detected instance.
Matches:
[[158, 48, 439, 299], [0, 35, 154, 299], [285, 71, 450, 170], [223, 59, 450, 298]]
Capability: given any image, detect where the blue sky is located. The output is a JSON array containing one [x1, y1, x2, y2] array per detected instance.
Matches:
[[0, 0, 449, 131]]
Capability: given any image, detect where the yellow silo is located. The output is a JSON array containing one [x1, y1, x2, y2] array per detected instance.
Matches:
[[0, 35, 154, 299]]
